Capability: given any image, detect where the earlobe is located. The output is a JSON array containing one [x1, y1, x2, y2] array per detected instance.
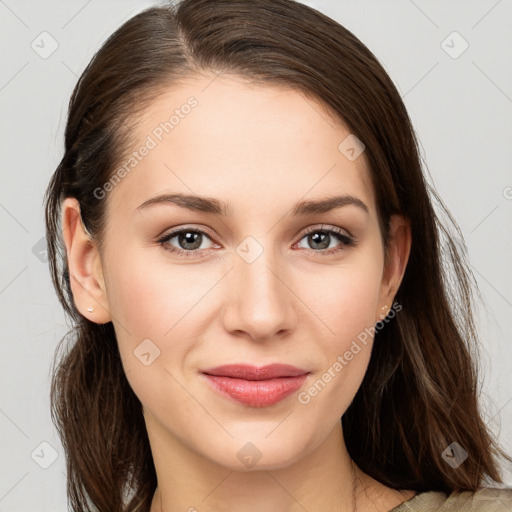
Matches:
[[61, 197, 112, 324], [377, 214, 411, 319]]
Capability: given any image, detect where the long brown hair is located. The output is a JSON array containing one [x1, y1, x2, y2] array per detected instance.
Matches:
[[44, 0, 511, 510]]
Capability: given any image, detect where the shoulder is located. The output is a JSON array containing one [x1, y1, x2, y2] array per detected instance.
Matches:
[[390, 487, 512, 511], [442, 488, 512, 511]]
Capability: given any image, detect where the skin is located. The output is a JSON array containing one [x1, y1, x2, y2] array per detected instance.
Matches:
[[62, 73, 414, 511]]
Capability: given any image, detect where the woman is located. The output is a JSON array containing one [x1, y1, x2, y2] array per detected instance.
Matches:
[[44, 0, 512, 510]]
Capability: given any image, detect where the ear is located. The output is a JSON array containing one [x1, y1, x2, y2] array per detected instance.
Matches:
[[376, 214, 411, 321], [61, 197, 112, 324]]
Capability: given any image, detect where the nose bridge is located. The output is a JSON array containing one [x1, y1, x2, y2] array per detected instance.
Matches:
[[224, 236, 295, 340]]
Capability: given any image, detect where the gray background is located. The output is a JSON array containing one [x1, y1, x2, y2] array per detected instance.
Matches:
[[1, 0, 511, 510]]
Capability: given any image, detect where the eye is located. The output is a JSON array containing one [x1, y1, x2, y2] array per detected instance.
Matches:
[[157, 224, 356, 259], [295, 225, 356, 255], [157, 227, 217, 258]]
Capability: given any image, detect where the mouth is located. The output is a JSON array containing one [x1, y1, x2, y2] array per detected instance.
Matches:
[[200, 364, 310, 407]]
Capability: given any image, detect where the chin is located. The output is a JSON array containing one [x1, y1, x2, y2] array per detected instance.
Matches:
[[202, 435, 312, 472]]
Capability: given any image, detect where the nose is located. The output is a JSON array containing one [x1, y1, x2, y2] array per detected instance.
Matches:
[[221, 244, 297, 343]]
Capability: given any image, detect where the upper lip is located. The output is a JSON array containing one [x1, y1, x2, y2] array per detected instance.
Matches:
[[201, 364, 310, 381]]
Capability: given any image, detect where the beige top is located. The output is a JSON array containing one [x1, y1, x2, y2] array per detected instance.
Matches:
[[390, 487, 512, 511]]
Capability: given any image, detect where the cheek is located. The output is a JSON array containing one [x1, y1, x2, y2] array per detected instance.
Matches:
[[301, 257, 382, 348], [101, 250, 178, 385], [104, 247, 205, 338], [103, 249, 218, 402], [294, 253, 382, 413]]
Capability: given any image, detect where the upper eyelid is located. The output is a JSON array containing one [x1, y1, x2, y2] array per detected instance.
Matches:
[[160, 225, 218, 243], [303, 223, 353, 238]]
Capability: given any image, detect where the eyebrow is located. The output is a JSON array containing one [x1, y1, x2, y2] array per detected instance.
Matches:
[[136, 193, 369, 216]]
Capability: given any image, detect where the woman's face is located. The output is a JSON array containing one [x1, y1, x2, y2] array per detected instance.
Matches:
[[67, 73, 409, 471]]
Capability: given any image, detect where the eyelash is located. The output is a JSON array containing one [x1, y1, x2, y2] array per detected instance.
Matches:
[[156, 224, 357, 259]]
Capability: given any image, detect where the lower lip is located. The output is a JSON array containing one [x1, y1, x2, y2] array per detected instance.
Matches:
[[202, 374, 309, 407]]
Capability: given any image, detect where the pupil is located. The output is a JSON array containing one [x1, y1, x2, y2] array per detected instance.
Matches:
[[180, 232, 201, 250], [310, 232, 329, 249]]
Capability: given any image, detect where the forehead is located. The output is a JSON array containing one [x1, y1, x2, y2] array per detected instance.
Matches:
[[106, 73, 375, 219]]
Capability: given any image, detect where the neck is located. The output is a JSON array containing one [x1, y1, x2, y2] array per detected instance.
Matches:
[[148, 419, 360, 512]]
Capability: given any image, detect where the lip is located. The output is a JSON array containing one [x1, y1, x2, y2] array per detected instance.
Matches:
[[200, 364, 310, 407], [202, 364, 309, 380]]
